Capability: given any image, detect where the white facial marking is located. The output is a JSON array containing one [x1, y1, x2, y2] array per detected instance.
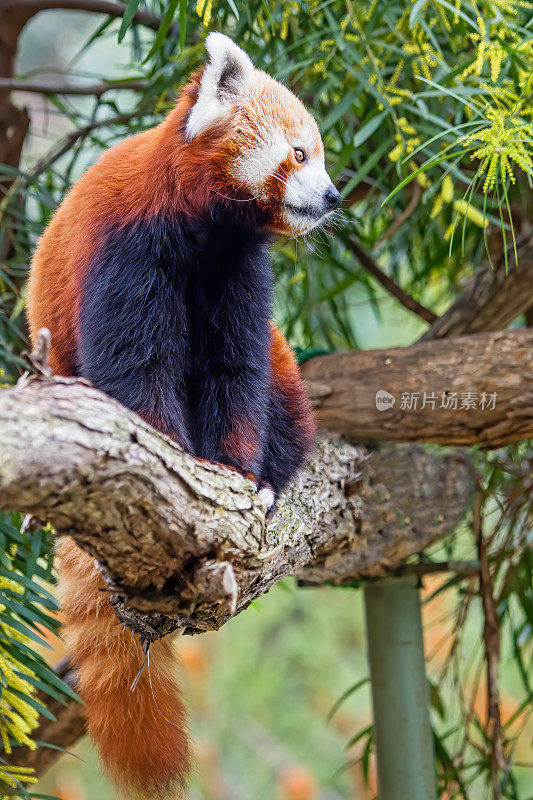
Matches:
[[285, 157, 331, 209], [282, 156, 333, 232], [185, 33, 255, 141], [235, 129, 288, 198]]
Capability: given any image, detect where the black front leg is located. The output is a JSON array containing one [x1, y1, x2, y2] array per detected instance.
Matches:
[[188, 365, 270, 476], [185, 211, 273, 476], [78, 218, 193, 449]]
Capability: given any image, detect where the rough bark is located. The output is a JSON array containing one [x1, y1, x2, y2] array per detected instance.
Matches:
[[0, 374, 472, 635], [302, 329, 533, 447]]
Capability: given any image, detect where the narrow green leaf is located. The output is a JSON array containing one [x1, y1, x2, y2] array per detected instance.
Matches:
[[118, 0, 142, 43], [0, 612, 50, 649], [342, 138, 392, 199], [353, 111, 388, 148], [143, 0, 180, 63], [179, 0, 187, 51], [409, 0, 427, 28], [322, 90, 360, 132], [328, 677, 370, 723], [10, 687, 56, 722]]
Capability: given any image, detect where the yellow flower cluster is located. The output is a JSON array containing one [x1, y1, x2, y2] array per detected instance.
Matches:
[[431, 174, 452, 219], [388, 117, 421, 161], [0, 572, 41, 796], [0, 765, 37, 797], [444, 199, 488, 240], [281, 1, 299, 40], [430, 173, 487, 237], [196, 0, 213, 27], [460, 104, 533, 192]]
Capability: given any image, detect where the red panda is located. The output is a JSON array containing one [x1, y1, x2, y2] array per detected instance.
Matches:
[[27, 33, 339, 798]]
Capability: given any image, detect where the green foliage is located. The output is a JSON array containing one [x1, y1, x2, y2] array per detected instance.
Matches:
[[1, 0, 532, 375], [332, 441, 533, 799], [0, 514, 77, 798]]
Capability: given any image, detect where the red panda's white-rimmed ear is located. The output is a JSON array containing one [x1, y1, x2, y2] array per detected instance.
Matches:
[[185, 33, 255, 141]]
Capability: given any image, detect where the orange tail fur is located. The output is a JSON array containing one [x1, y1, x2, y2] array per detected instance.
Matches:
[[57, 537, 190, 798]]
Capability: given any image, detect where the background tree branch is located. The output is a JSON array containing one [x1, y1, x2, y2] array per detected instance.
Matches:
[[0, 78, 148, 96], [421, 228, 533, 341], [303, 328, 533, 446], [343, 234, 438, 325]]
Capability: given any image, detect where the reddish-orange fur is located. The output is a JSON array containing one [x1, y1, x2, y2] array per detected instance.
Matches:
[[269, 323, 316, 449], [27, 67, 323, 373], [57, 538, 190, 798], [223, 417, 260, 463]]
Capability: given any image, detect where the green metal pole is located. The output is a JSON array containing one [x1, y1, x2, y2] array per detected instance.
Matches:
[[364, 576, 437, 800]]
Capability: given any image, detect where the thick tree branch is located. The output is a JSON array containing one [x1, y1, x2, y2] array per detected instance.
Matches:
[[0, 374, 472, 634], [0, 1, 163, 46], [303, 328, 533, 446], [0, 372, 472, 781]]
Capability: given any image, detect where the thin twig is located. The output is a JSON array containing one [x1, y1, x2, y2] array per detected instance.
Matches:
[[0, 78, 148, 96], [473, 488, 507, 800], [377, 181, 422, 244], [27, 112, 141, 182], [346, 234, 438, 325]]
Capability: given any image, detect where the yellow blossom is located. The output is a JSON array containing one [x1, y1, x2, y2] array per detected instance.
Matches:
[[460, 104, 533, 192], [453, 199, 488, 227], [441, 175, 454, 202], [388, 142, 403, 162]]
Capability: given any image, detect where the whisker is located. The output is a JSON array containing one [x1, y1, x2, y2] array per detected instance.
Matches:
[[271, 172, 290, 189], [212, 188, 255, 203], [147, 648, 185, 731], [130, 655, 148, 692]]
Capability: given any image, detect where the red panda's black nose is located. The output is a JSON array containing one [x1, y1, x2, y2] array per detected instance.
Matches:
[[324, 186, 342, 211]]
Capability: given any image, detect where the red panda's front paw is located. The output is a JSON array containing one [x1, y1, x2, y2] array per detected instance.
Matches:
[[256, 481, 276, 516]]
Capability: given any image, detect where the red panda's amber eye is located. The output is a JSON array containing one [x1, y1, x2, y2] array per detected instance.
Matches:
[[294, 148, 306, 164]]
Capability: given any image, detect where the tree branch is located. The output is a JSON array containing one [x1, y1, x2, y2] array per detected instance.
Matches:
[[303, 328, 533, 446], [0, 374, 472, 635], [0, 369, 472, 780], [474, 490, 507, 797], [377, 181, 422, 245], [0, 1, 163, 39], [26, 112, 140, 183], [0, 78, 147, 96], [421, 228, 533, 341], [344, 234, 438, 325]]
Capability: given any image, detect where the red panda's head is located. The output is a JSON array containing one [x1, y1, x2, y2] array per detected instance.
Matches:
[[179, 33, 340, 236]]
